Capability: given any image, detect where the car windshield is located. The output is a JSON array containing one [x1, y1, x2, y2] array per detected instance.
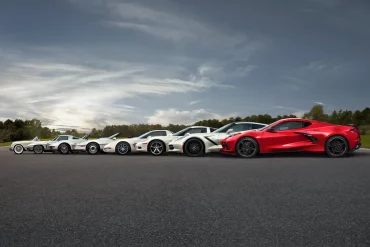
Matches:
[[213, 123, 234, 133], [172, 127, 191, 136], [259, 120, 281, 131], [50, 136, 59, 141], [137, 131, 153, 139]]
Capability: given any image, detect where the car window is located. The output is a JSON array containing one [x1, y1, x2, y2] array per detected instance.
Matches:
[[150, 131, 167, 137], [232, 123, 254, 132], [253, 124, 267, 129], [59, 136, 69, 141], [73, 137, 79, 139], [274, 121, 305, 131], [210, 128, 217, 132], [186, 128, 207, 134]]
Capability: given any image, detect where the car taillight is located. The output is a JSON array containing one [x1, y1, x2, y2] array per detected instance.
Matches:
[[350, 128, 360, 134]]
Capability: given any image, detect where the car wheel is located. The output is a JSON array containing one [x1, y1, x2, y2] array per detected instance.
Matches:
[[58, 143, 70, 155], [115, 141, 131, 155], [148, 140, 165, 156], [325, 135, 349, 158], [13, 144, 24, 154], [184, 139, 204, 157], [33, 145, 44, 154], [235, 137, 259, 158], [87, 142, 100, 155]]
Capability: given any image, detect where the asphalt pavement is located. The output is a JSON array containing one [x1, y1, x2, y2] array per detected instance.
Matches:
[[1, 148, 370, 247]]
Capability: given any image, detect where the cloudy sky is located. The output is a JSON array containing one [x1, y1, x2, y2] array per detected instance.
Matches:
[[0, 0, 369, 130]]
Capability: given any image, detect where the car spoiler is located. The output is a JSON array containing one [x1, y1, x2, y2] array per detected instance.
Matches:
[[108, 133, 120, 139], [346, 124, 359, 129]]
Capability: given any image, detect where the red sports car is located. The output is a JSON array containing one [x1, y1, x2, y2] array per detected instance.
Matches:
[[220, 118, 361, 158]]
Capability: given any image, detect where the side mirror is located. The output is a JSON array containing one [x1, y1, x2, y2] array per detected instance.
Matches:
[[112, 137, 116, 140], [226, 129, 233, 134], [266, 128, 275, 132], [147, 136, 151, 138], [185, 133, 190, 136]]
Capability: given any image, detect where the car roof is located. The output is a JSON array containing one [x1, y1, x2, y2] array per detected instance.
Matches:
[[231, 121, 268, 125]]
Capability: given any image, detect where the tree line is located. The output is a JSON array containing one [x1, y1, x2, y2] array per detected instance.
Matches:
[[1, 105, 369, 142]]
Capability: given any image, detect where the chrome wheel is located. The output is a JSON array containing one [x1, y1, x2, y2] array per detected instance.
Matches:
[[326, 136, 348, 157], [87, 143, 99, 155], [33, 145, 43, 154], [116, 142, 130, 155], [59, 143, 69, 154], [14, 145, 24, 154], [149, 141, 164, 155], [235, 137, 259, 158]]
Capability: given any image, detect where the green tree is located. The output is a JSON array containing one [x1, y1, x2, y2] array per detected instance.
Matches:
[[303, 105, 329, 122]]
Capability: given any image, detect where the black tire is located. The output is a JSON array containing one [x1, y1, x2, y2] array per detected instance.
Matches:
[[148, 140, 166, 156], [13, 144, 24, 154], [33, 145, 44, 154], [58, 143, 70, 155], [87, 142, 100, 155], [183, 138, 205, 157], [325, 135, 349, 158], [115, 141, 131, 155], [235, 137, 259, 158]]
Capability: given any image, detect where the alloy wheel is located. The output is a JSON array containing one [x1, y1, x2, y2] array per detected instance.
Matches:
[[34, 145, 43, 154], [117, 142, 129, 155], [150, 141, 164, 155], [327, 137, 347, 157]]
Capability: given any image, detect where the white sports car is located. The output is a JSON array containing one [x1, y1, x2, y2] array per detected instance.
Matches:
[[74, 133, 120, 155], [48, 134, 91, 155], [135, 126, 217, 156], [9, 136, 40, 154], [26, 134, 90, 154], [102, 130, 173, 155], [168, 122, 268, 157]]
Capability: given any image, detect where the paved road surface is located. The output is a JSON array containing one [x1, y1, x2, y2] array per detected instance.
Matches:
[[1, 148, 370, 247]]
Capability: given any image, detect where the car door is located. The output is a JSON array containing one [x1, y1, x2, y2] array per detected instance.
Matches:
[[260, 121, 309, 152]]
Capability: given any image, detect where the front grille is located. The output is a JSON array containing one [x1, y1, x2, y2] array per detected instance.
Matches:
[[169, 145, 174, 150]]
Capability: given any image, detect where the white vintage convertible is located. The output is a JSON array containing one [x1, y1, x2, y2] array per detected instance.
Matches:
[[9, 136, 40, 154], [27, 134, 90, 154]]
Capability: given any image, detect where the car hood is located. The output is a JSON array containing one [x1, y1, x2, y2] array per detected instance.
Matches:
[[11, 140, 34, 146]]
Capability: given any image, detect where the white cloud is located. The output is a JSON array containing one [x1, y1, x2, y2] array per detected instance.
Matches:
[[0, 50, 230, 130], [313, 101, 325, 105], [146, 108, 236, 126], [189, 100, 201, 105], [271, 106, 308, 117]]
